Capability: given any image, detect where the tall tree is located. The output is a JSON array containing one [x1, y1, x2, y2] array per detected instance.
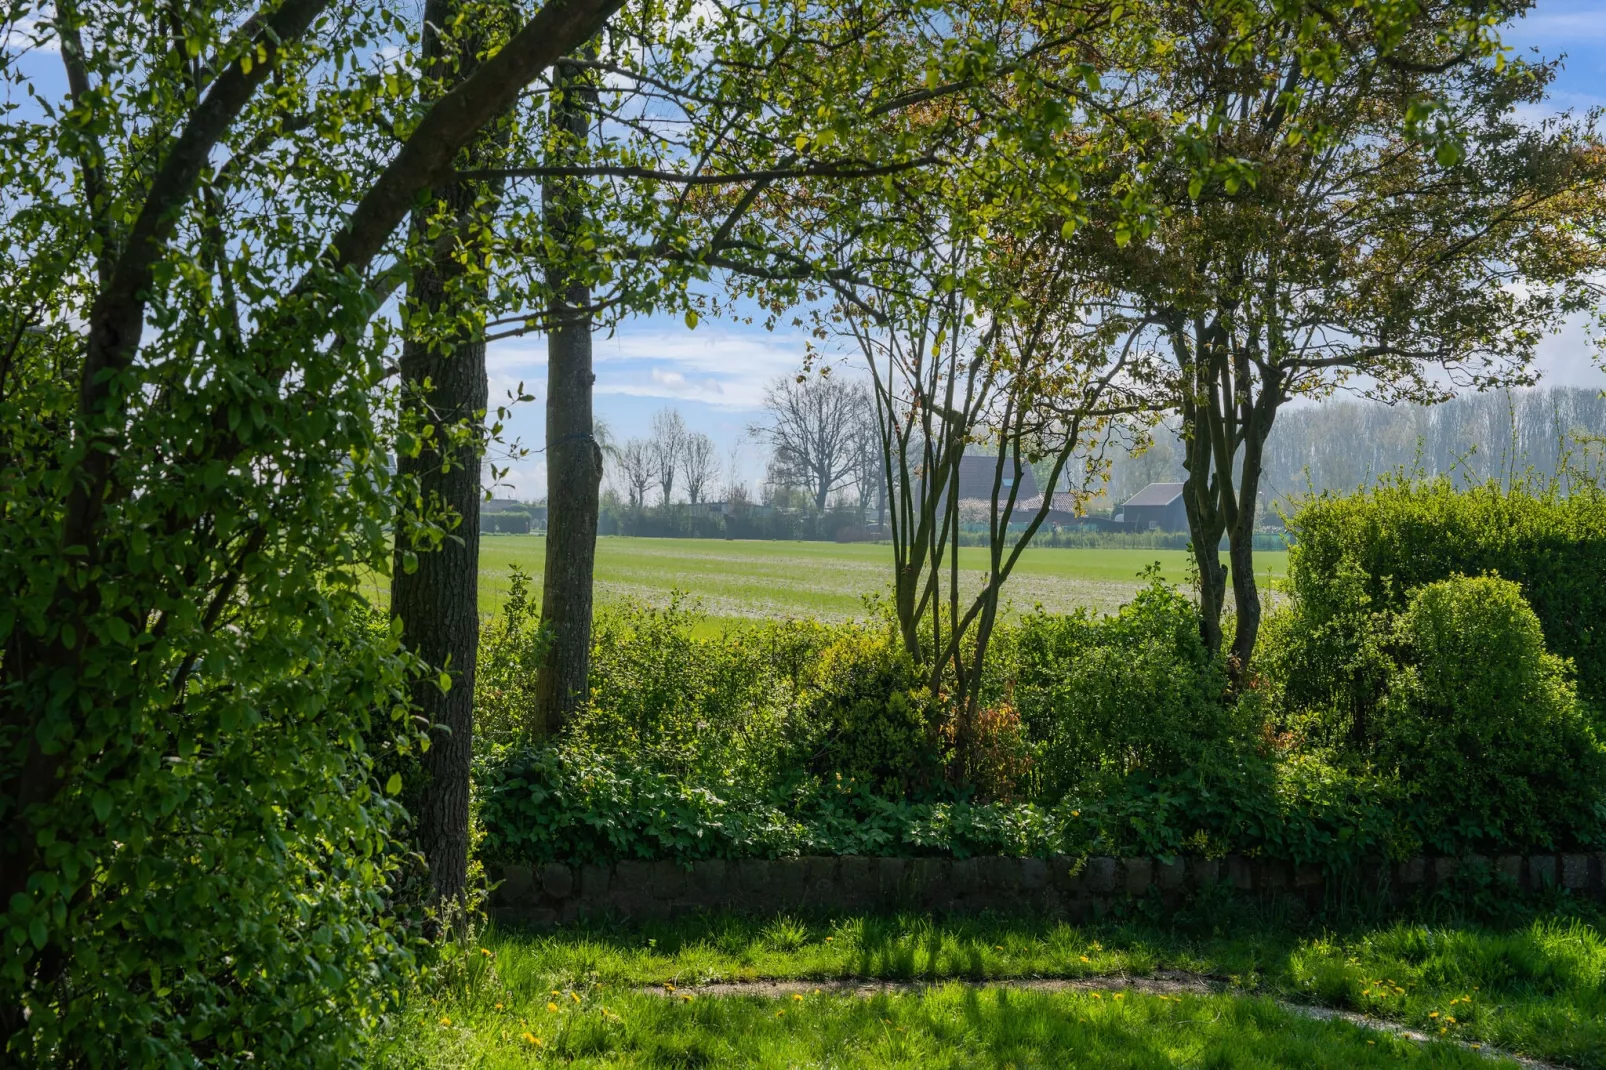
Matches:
[[1083, 0, 1606, 675], [650, 407, 688, 504], [682, 431, 718, 503], [613, 437, 655, 506], [389, 0, 513, 906], [479, 0, 1081, 732], [0, 0, 622, 1054], [754, 374, 871, 511], [532, 47, 605, 732]]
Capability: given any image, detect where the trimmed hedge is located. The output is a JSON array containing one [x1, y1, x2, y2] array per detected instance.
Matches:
[[1287, 477, 1606, 704]]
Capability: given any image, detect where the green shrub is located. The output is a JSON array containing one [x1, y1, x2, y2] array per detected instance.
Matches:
[[571, 596, 829, 790], [1009, 578, 1243, 797], [473, 567, 546, 746], [1257, 559, 1397, 755], [1287, 476, 1606, 706], [1374, 576, 1606, 851], [1055, 751, 1410, 867], [795, 628, 944, 796]]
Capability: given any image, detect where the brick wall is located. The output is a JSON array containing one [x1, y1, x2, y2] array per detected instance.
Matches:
[[488, 852, 1606, 927]]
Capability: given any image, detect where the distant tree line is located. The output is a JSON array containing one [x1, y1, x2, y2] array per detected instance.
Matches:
[[1099, 387, 1606, 523]]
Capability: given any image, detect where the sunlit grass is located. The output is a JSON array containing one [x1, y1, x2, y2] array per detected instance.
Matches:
[[378, 978, 1501, 1069], [375, 905, 1603, 1068]]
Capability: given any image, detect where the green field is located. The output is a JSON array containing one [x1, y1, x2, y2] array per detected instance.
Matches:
[[478, 536, 1288, 625]]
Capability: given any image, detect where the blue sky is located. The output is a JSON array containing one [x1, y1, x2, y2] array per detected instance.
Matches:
[[496, 0, 1606, 499]]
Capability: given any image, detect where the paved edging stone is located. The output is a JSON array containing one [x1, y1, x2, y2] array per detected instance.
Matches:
[[488, 851, 1606, 928]]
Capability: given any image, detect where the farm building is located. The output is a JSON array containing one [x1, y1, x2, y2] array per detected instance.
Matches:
[[1121, 482, 1187, 532], [953, 454, 1040, 502]]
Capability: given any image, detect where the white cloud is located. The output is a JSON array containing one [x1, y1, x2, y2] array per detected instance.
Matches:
[[485, 317, 826, 409]]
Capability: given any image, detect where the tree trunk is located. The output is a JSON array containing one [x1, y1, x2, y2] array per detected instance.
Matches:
[[1176, 322, 1228, 656], [390, 309, 484, 903], [389, 0, 507, 904], [1225, 356, 1282, 680], [533, 53, 602, 735]]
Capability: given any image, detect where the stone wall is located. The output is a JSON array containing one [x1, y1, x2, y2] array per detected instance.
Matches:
[[488, 852, 1606, 927]]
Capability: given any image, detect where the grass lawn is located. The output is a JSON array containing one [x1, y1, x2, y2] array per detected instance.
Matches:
[[375, 904, 1605, 1068], [476, 537, 1289, 626]]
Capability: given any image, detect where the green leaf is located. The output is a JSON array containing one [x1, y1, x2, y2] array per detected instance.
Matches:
[[684, 309, 699, 330], [92, 790, 112, 824], [385, 773, 402, 796]]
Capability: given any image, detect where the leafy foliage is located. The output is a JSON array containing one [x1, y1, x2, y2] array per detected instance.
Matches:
[[478, 541, 1606, 868], [1377, 576, 1606, 851], [1285, 476, 1606, 705], [1011, 577, 1241, 798]]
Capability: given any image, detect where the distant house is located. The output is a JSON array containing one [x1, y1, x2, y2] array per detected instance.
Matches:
[[954, 454, 1040, 502], [481, 497, 535, 534], [1120, 482, 1187, 532]]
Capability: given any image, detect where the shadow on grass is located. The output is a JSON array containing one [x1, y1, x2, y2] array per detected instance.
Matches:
[[477, 887, 1604, 1068]]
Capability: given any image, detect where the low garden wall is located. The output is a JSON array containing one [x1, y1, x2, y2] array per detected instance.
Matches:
[[488, 852, 1606, 927]]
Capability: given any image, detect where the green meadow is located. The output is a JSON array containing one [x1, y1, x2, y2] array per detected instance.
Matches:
[[476, 536, 1288, 625]]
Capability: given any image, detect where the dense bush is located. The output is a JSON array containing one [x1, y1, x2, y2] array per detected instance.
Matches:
[[1287, 477, 1606, 705], [793, 629, 943, 796], [575, 598, 832, 790], [1010, 578, 1245, 798], [1265, 567, 1606, 852], [475, 512, 1606, 871], [1376, 576, 1606, 851]]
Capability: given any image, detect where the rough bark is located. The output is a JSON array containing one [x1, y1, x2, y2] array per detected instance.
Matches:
[[390, 317, 485, 903], [533, 53, 603, 735], [388, 0, 506, 904], [1176, 321, 1228, 657]]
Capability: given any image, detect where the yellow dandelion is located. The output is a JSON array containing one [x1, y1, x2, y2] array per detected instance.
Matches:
[[792, 993, 804, 1001], [1367, 1040, 1375, 1046], [1429, 1012, 1439, 1019], [776, 1010, 785, 1018], [551, 989, 560, 997], [439, 1016, 452, 1026], [1113, 993, 1125, 1001], [521, 1032, 541, 1047], [825, 937, 833, 943], [480, 948, 492, 957], [813, 988, 821, 995], [665, 983, 676, 993], [547, 1002, 558, 1013], [1471, 1044, 1481, 1050], [1439, 1027, 1448, 1036], [1446, 1016, 1456, 1024], [1079, 955, 1090, 963], [680, 994, 692, 1002], [1091, 992, 1102, 1000], [994, 945, 1004, 951], [494, 1002, 504, 1011], [570, 992, 581, 1003]]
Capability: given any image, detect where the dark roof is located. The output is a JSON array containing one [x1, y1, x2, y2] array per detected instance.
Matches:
[[1123, 482, 1185, 508], [954, 454, 1040, 500]]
